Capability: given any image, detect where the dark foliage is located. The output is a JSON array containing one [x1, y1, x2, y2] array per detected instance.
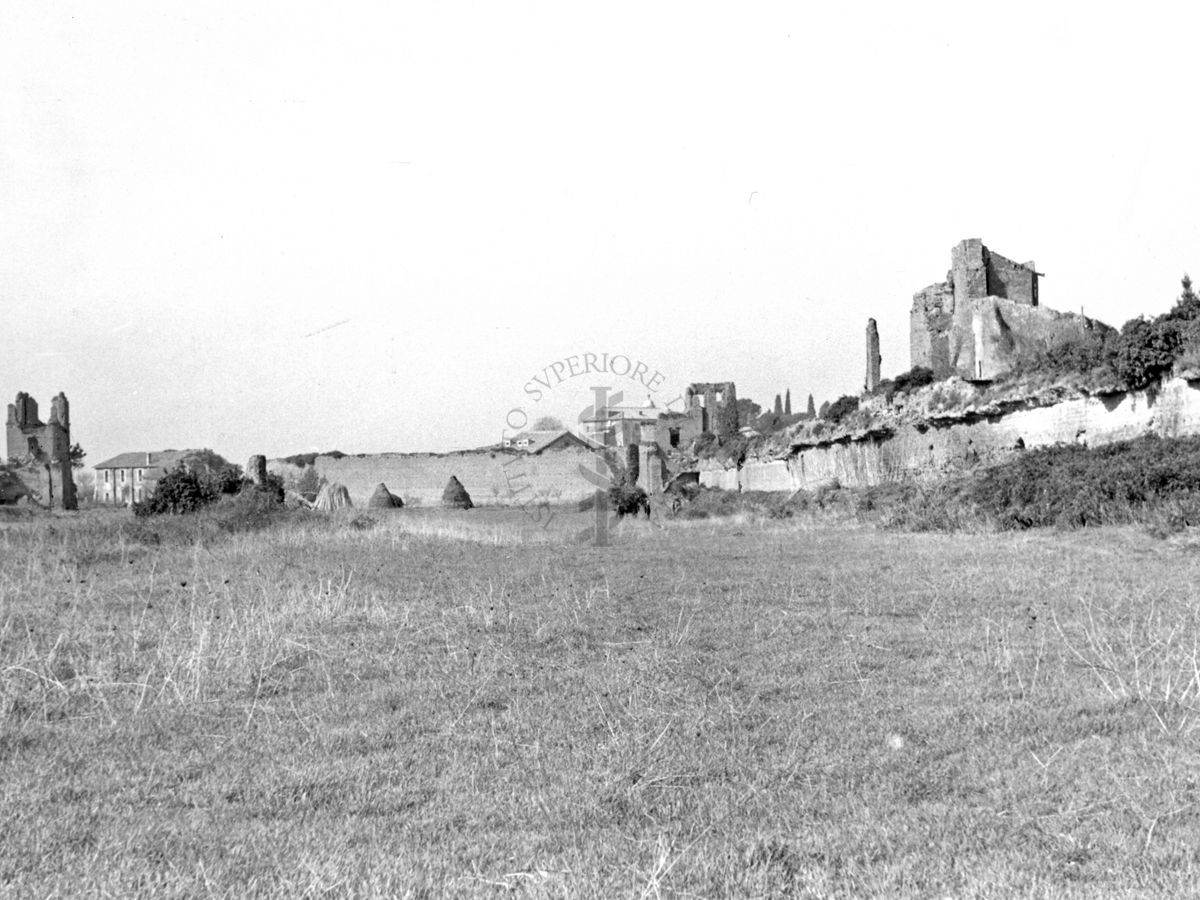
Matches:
[[881, 435, 1200, 531], [893, 366, 935, 395], [1004, 274, 1200, 388], [1114, 317, 1184, 389], [823, 395, 859, 423], [134, 462, 282, 517], [608, 482, 650, 518], [134, 465, 213, 516]]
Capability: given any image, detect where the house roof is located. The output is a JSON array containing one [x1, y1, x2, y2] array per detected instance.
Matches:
[[507, 430, 592, 454], [526, 431, 592, 454], [93, 450, 195, 471]]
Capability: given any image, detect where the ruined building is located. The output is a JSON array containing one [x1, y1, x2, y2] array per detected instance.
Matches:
[[865, 319, 881, 391], [911, 238, 1106, 381], [684, 381, 739, 437], [5, 391, 77, 509]]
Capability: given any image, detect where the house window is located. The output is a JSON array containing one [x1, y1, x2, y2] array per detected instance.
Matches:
[[669, 428, 680, 448], [104, 470, 110, 483], [136, 469, 143, 482], [120, 469, 126, 483]]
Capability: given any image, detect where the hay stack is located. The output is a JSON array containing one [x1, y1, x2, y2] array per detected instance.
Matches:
[[314, 482, 353, 511], [441, 475, 473, 509], [367, 482, 404, 509]]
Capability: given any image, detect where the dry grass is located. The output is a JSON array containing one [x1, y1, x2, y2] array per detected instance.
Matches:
[[3, 507, 1200, 897]]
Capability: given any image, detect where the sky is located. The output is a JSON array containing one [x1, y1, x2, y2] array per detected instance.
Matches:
[[3, 2, 1200, 471]]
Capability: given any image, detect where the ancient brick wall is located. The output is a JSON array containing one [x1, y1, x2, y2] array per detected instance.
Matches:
[[268, 447, 599, 508], [5, 391, 76, 509], [985, 249, 1038, 305], [910, 282, 954, 377], [913, 240, 1089, 381], [737, 377, 1200, 492], [685, 382, 738, 436]]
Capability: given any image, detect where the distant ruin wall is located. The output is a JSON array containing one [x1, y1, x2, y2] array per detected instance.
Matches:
[[739, 377, 1200, 492], [268, 448, 597, 508]]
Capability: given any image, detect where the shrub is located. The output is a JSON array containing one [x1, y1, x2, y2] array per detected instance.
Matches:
[[894, 366, 935, 394], [608, 482, 649, 517], [134, 465, 212, 516], [1115, 317, 1182, 390], [880, 435, 1200, 532], [824, 395, 859, 423], [134, 463, 283, 517], [875, 367, 936, 403]]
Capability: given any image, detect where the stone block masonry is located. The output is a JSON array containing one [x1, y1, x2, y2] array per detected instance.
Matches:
[[911, 239, 1106, 380], [4, 391, 76, 509], [734, 377, 1200, 493]]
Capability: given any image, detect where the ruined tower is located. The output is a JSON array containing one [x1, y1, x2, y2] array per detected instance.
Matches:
[[910, 239, 1105, 381], [5, 391, 77, 509], [684, 382, 739, 437], [865, 319, 882, 392]]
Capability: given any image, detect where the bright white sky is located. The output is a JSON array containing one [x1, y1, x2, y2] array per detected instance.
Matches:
[[3, 2, 1199, 469]]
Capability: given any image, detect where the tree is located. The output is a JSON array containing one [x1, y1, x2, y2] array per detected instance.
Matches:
[[533, 416, 563, 431], [825, 395, 860, 423], [69, 443, 86, 469], [1164, 274, 1200, 323], [784, 389, 792, 416], [806, 394, 816, 418], [734, 397, 761, 423], [1115, 316, 1182, 389], [773, 394, 783, 415]]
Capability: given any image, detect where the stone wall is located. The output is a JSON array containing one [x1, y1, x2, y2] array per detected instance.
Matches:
[[268, 447, 598, 508], [912, 239, 1097, 380], [4, 391, 76, 509], [737, 377, 1200, 492], [910, 281, 954, 375]]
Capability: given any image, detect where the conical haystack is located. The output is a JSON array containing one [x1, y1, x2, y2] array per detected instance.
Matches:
[[314, 482, 353, 511], [368, 482, 404, 509], [441, 475, 473, 509]]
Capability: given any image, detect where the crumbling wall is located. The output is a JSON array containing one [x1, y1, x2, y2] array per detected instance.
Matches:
[[910, 282, 954, 376], [268, 448, 598, 508], [684, 381, 738, 436], [912, 239, 1095, 381], [865, 319, 882, 391], [4, 391, 76, 509], [735, 376, 1200, 492]]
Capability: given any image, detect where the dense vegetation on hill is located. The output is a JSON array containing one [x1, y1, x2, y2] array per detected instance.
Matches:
[[1000, 274, 1200, 389]]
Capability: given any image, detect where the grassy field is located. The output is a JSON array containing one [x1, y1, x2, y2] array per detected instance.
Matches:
[[3, 504, 1200, 897]]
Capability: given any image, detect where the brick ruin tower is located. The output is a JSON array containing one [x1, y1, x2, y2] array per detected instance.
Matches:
[[865, 319, 882, 392], [5, 391, 77, 509]]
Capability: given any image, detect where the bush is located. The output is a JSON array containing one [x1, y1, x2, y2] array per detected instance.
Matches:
[[824, 395, 859, 423], [134, 465, 212, 516], [879, 435, 1200, 532], [608, 482, 649, 517], [1114, 317, 1182, 390], [875, 366, 936, 403], [134, 463, 283, 517], [894, 366, 935, 394]]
